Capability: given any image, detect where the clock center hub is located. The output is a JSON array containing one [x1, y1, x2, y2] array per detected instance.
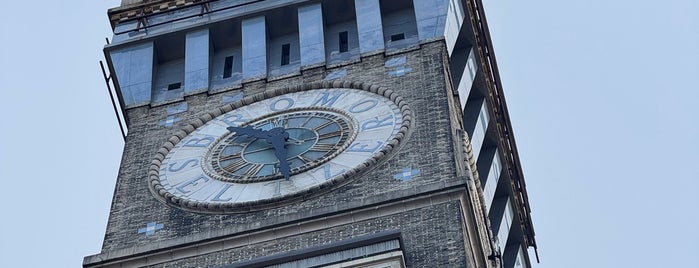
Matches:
[[205, 108, 356, 183], [241, 128, 317, 163]]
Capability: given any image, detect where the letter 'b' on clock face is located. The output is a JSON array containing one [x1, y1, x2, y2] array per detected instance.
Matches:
[[149, 84, 412, 213]]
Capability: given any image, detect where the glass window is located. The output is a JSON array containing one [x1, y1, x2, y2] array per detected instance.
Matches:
[[281, 43, 291, 65], [467, 48, 477, 79], [167, 82, 181, 90], [483, 151, 501, 210], [470, 101, 489, 160], [339, 31, 349, 52], [498, 200, 514, 251], [390, 33, 405, 41], [514, 247, 528, 268], [454, 0, 465, 22], [223, 56, 234, 78], [478, 102, 489, 132], [471, 126, 484, 160]]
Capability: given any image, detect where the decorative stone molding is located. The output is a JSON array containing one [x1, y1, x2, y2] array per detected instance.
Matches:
[[109, 0, 207, 27]]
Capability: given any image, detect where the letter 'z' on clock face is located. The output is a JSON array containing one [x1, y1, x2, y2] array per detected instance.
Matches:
[[149, 85, 411, 213]]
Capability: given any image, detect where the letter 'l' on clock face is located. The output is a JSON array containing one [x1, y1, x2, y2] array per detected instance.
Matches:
[[149, 85, 412, 213]]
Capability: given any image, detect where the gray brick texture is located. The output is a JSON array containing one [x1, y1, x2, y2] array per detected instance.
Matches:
[[146, 201, 468, 267], [100, 41, 471, 267]]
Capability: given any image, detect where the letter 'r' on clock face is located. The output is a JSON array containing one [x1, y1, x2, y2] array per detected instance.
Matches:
[[149, 84, 412, 213]]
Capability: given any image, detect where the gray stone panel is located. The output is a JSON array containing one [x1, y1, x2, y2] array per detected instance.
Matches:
[[443, 0, 466, 54], [242, 16, 267, 80], [267, 32, 300, 77], [210, 47, 243, 92], [413, 0, 449, 40], [112, 19, 147, 44], [110, 42, 154, 107], [325, 20, 360, 64], [298, 3, 326, 67], [184, 29, 210, 95], [382, 9, 419, 50], [109, 0, 454, 50], [354, 0, 385, 54], [152, 59, 185, 104]]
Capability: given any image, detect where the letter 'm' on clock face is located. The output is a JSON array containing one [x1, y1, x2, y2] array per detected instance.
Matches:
[[149, 85, 411, 213]]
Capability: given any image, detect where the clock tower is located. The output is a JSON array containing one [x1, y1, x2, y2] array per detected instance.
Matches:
[[85, 0, 537, 267]]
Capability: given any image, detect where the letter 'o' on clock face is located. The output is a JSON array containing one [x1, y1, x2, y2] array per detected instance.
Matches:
[[149, 85, 411, 213]]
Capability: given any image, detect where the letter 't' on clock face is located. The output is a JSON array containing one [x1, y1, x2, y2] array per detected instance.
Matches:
[[149, 84, 412, 213]]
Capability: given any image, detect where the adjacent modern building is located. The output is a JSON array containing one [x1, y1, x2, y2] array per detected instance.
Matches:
[[84, 0, 537, 267]]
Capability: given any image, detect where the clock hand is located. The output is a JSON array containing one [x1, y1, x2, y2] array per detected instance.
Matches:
[[286, 136, 310, 145], [287, 136, 302, 143], [229, 126, 292, 180], [265, 127, 291, 180], [227, 126, 267, 139], [243, 146, 274, 154]]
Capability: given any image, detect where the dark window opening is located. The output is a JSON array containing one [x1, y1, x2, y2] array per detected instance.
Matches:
[[167, 82, 182, 90], [339, 31, 349, 52], [281, 43, 291, 66], [223, 56, 234, 78], [390, 33, 405, 42]]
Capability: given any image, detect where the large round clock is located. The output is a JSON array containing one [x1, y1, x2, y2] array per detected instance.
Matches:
[[149, 82, 412, 213]]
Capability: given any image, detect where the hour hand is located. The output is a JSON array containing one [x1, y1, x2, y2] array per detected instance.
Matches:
[[228, 126, 291, 180], [227, 126, 266, 139]]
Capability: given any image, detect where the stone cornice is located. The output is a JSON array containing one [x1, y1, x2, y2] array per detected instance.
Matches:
[[107, 0, 209, 29]]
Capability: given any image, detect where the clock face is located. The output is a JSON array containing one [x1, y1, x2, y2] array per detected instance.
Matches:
[[206, 108, 355, 182], [149, 86, 411, 213]]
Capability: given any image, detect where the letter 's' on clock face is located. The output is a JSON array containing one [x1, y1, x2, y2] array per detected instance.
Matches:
[[149, 86, 411, 213]]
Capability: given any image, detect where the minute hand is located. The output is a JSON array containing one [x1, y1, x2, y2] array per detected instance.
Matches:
[[265, 127, 291, 180]]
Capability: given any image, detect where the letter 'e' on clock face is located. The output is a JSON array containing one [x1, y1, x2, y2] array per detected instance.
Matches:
[[149, 84, 412, 213]]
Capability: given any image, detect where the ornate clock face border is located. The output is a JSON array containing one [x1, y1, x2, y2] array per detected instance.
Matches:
[[148, 81, 413, 213]]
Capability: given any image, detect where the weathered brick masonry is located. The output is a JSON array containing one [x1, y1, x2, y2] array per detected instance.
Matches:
[[97, 41, 478, 267]]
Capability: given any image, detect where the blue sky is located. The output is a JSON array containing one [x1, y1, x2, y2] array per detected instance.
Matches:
[[484, 0, 699, 266], [0, 0, 697, 267]]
